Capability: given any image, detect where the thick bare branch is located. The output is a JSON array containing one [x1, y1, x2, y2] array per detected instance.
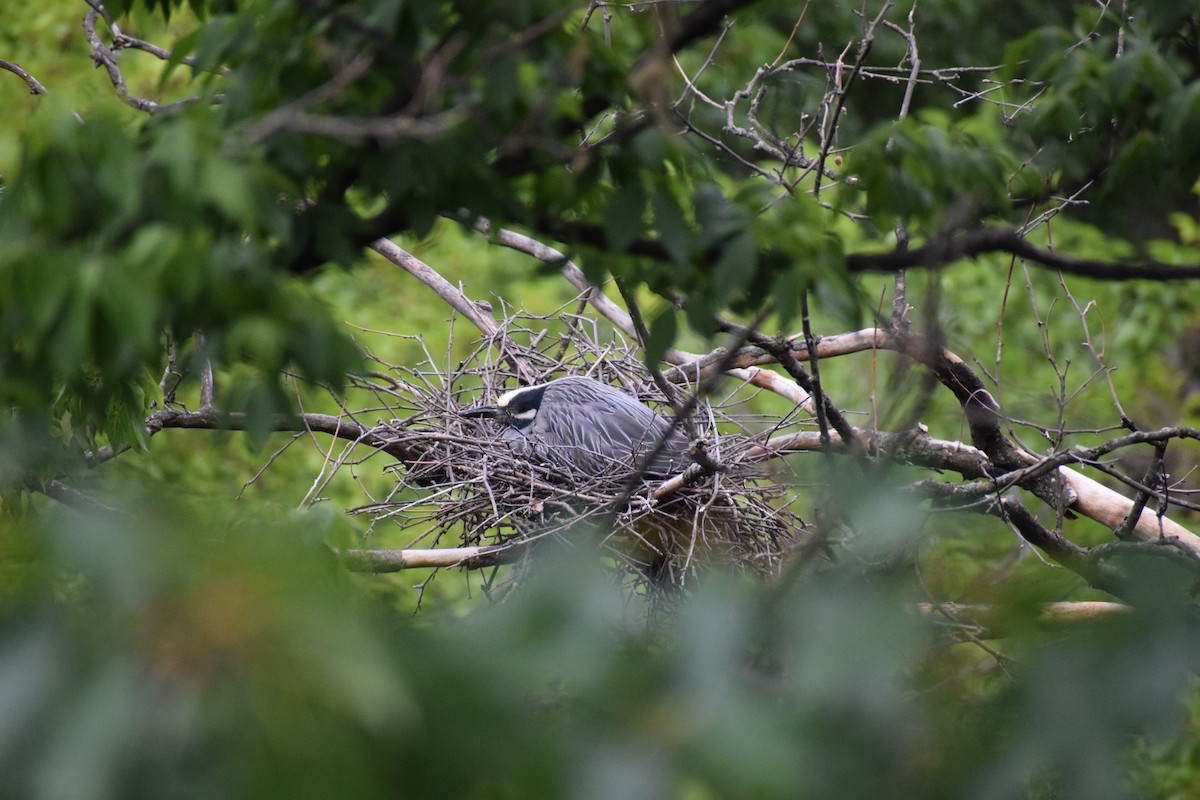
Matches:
[[371, 239, 501, 337], [343, 545, 516, 571]]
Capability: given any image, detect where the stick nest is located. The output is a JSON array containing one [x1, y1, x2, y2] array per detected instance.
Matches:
[[349, 308, 812, 588]]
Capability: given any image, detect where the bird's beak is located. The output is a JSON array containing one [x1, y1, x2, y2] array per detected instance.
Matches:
[[461, 405, 504, 420]]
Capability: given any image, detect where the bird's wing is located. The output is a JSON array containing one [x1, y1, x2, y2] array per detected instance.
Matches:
[[539, 381, 689, 477]]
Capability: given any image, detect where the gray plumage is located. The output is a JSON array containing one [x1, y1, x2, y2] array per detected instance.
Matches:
[[462, 376, 691, 478]]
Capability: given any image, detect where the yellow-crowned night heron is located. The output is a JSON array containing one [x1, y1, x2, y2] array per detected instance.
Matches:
[[462, 376, 691, 479]]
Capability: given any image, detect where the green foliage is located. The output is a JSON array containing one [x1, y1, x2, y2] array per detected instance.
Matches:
[[0, 97, 361, 462], [3, 498, 1199, 800], [851, 110, 1017, 232]]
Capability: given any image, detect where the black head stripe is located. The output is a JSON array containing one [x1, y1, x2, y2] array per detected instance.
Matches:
[[500, 384, 547, 416]]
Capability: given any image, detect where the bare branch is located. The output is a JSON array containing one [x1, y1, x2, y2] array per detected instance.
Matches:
[[247, 89, 468, 142], [83, 9, 203, 113], [342, 545, 517, 571], [920, 600, 1133, 639], [85, 406, 426, 468], [847, 227, 1200, 281], [371, 239, 501, 338], [811, 0, 894, 200], [35, 479, 124, 516], [110, 25, 217, 72], [0, 58, 48, 95], [370, 238, 534, 384]]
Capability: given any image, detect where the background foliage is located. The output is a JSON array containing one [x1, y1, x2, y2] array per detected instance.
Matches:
[[4, 1, 1200, 797]]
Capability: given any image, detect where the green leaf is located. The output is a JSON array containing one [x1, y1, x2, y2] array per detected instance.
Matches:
[[603, 179, 647, 253], [651, 189, 692, 266], [645, 307, 677, 366]]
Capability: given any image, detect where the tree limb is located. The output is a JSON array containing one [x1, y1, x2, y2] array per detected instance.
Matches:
[[846, 227, 1200, 281], [86, 407, 425, 467], [342, 545, 516, 571]]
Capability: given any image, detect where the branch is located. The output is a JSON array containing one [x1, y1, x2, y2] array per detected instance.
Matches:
[[744, 426, 995, 481], [920, 600, 1132, 639], [370, 238, 535, 383], [83, 9, 202, 113], [1063, 470, 1200, 554], [110, 26, 212, 71], [811, 0, 893, 200], [371, 239, 501, 337], [86, 406, 425, 467], [929, 486, 1088, 564], [248, 106, 469, 143], [35, 478, 123, 516], [0, 58, 48, 95], [938, 427, 1200, 550], [846, 227, 1200, 281], [342, 545, 516, 571], [719, 317, 864, 454], [736, 340, 1200, 556]]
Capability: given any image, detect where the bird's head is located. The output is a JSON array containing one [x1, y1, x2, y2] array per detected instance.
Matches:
[[461, 383, 547, 433]]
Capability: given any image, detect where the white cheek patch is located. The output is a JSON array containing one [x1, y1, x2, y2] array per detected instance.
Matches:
[[511, 408, 537, 421]]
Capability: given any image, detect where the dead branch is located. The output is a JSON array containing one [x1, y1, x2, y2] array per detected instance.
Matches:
[[372, 239, 503, 338], [811, 0, 894, 200], [343, 545, 516, 571], [723, 329, 1200, 554]]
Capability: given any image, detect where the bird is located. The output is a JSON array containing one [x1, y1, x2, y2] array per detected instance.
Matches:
[[461, 375, 691, 479]]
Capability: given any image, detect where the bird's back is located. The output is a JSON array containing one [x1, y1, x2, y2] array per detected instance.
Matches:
[[531, 377, 689, 478]]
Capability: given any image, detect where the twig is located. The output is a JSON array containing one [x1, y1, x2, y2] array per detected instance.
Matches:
[[613, 275, 679, 406], [1114, 442, 1165, 541], [812, 1, 894, 199]]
